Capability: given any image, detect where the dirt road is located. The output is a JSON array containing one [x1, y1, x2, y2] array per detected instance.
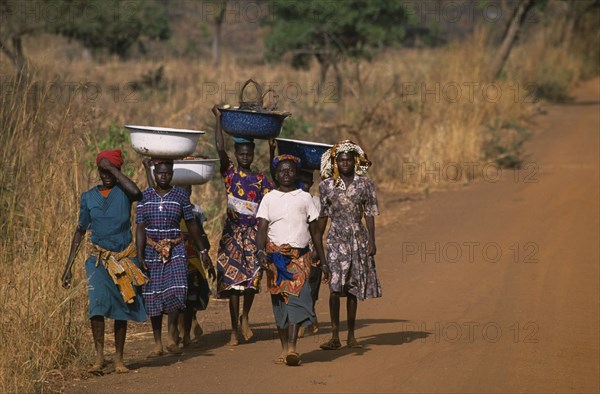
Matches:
[[69, 78, 599, 393]]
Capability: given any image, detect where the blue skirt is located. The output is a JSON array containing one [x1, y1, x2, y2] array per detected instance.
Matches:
[[85, 256, 147, 322], [270, 281, 315, 329]]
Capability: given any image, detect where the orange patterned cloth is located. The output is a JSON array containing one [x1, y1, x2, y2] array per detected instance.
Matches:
[[265, 239, 311, 303], [146, 236, 183, 264]]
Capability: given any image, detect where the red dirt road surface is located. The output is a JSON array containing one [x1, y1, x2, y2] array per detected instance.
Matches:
[[68, 78, 599, 393]]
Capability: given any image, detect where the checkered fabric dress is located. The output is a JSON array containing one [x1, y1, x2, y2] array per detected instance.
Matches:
[[136, 187, 193, 317]]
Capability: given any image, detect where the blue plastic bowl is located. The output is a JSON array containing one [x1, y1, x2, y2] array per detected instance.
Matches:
[[220, 108, 289, 139], [275, 138, 333, 171]]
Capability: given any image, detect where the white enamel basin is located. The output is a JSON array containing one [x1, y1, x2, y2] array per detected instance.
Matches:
[[152, 159, 219, 185], [125, 125, 205, 158]]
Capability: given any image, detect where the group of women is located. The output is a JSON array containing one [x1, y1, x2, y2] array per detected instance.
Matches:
[[61, 107, 382, 371]]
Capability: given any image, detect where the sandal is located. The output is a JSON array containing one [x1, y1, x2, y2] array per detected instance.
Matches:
[[274, 357, 286, 365], [285, 351, 301, 366], [319, 338, 342, 350], [346, 339, 363, 348]]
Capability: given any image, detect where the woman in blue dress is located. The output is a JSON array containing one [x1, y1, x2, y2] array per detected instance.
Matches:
[[61, 150, 147, 374], [136, 160, 212, 356]]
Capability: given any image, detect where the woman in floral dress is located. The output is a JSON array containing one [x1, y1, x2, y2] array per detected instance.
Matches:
[[318, 140, 382, 350], [212, 105, 273, 345]]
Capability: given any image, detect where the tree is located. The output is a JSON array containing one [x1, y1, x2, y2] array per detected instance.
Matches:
[[486, 0, 536, 80], [210, 0, 227, 67], [0, 0, 171, 78], [263, 0, 408, 100], [50, 0, 170, 59], [0, 0, 48, 80]]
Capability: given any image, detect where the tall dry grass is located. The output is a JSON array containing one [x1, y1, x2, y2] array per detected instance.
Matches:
[[0, 10, 595, 392]]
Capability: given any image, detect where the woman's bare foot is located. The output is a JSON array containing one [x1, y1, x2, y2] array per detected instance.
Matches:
[[87, 359, 106, 374], [227, 331, 239, 346], [148, 344, 164, 358], [166, 343, 183, 355], [240, 316, 253, 341], [275, 349, 287, 364], [114, 361, 130, 373], [192, 323, 203, 342]]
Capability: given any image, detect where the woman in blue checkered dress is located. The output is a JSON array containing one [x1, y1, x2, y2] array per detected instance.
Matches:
[[136, 160, 212, 356]]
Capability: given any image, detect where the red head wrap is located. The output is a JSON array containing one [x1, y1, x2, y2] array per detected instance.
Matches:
[[96, 149, 124, 169]]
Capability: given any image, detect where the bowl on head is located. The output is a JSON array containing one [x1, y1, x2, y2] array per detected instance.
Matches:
[[220, 108, 289, 140], [151, 158, 218, 185], [275, 138, 333, 171], [125, 125, 205, 158]]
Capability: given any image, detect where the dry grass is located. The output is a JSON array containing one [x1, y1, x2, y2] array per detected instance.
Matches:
[[0, 12, 595, 392]]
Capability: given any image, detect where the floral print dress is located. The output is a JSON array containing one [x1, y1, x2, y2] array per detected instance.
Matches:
[[319, 174, 382, 301]]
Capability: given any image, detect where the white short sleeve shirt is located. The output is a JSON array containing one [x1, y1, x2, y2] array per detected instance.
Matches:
[[256, 189, 320, 248]]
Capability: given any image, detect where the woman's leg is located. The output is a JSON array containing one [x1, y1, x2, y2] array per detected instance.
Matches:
[[114, 320, 129, 372], [150, 315, 164, 355], [320, 292, 342, 349], [286, 323, 302, 366], [182, 307, 195, 347], [288, 323, 300, 354], [329, 291, 341, 340], [277, 327, 289, 362], [228, 293, 240, 345], [89, 316, 105, 372], [347, 293, 359, 344], [240, 288, 255, 340], [167, 310, 183, 353]]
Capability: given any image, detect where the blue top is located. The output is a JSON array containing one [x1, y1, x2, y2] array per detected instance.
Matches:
[[77, 184, 133, 252]]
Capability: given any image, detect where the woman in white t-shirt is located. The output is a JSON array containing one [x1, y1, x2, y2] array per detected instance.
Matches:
[[256, 155, 330, 366]]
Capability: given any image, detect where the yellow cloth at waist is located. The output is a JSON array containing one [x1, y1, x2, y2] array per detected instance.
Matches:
[[91, 242, 148, 304]]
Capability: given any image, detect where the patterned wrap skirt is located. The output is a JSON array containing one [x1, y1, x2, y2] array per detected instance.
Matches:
[[266, 240, 315, 329], [216, 219, 261, 296]]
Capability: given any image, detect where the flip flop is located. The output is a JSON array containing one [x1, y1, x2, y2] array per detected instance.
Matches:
[[285, 352, 301, 366], [319, 338, 342, 350], [347, 339, 363, 349], [274, 357, 286, 365]]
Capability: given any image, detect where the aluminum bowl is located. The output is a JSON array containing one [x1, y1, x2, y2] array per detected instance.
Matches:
[[275, 138, 333, 171], [220, 108, 290, 139], [125, 125, 205, 158], [151, 159, 219, 186]]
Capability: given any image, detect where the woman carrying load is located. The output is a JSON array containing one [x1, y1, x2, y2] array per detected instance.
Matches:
[[212, 105, 273, 346], [318, 140, 382, 350], [136, 159, 212, 356], [256, 154, 329, 366]]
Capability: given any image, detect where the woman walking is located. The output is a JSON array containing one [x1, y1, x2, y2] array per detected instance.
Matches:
[[61, 149, 147, 374], [318, 140, 382, 350], [212, 105, 273, 345], [256, 155, 329, 366], [136, 159, 211, 356]]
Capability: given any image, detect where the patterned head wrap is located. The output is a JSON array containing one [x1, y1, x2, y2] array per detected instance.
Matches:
[[272, 154, 301, 170], [320, 139, 371, 189]]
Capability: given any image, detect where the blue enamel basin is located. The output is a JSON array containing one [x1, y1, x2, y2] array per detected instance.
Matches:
[[220, 108, 290, 139], [275, 138, 333, 171]]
